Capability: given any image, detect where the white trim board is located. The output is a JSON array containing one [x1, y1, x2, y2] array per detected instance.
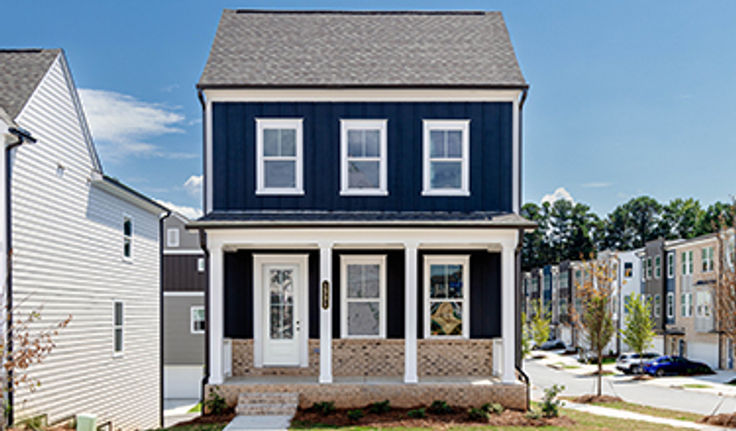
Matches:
[[203, 88, 523, 102], [164, 249, 205, 255], [164, 291, 205, 297]]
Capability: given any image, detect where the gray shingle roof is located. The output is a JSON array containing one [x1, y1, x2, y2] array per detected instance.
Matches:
[[198, 10, 526, 88], [0, 49, 61, 119]]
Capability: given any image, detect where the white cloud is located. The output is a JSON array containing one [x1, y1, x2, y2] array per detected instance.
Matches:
[[156, 199, 203, 220], [541, 187, 574, 205], [78, 88, 195, 161], [582, 182, 612, 188], [184, 175, 203, 197]]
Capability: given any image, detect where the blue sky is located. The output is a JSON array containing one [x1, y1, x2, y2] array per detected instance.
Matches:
[[2, 1, 735, 217]]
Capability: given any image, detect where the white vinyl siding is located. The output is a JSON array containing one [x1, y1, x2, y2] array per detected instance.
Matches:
[[340, 120, 388, 195], [421, 120, 470, 196], [255, 118, 303, 195], [10, 55, 160, 430]]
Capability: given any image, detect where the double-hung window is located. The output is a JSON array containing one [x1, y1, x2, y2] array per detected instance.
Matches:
[[122, 216, 133, 260], [256, 119, 303, 195], [340, 120, 387, 195], [654, 256, 661, 279], [654, 294, 661, 318], [646, 257, 652, 279], [682, 251, 693, 275], [667, 252, 675, 278], [681, 292, 693, 317], [191, 306, 206, 334], [422, 120, 470, 196], [113, 301, 124, 356], [424, 255, 470, 338], [702, 246, 714, 272], [340, 255, 386, 338], [666, 292, 674, 319]]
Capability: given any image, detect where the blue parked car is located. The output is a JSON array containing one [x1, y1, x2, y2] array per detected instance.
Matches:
[[642, 355, 714, 377]]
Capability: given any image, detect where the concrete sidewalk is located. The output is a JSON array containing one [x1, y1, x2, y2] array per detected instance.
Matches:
[[564, 401, 731, 430], [223, 415, 293, 431], [164, 398, 200, 428]]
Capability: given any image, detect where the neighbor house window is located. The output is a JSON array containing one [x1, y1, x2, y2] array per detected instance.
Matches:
[[681, 293, 693, 317], [667, 252, 674, 278], [654, 294, 661, 318], [197, 258, 205, 273], [340, 120, 387, 195], [424, 255, 470, 338], [122, 216, 133, 260], [340, 255, 386, 338], [655, 256, 661, 279], [682, 250, 693, 275], [646, 257, 652, 279], [422, 120, 470, 196], [113, 301, 124, 355], [696, 291, 712, 318], [666, 292, 674, 319], [166, 228, 180, 247], [624, 262, 633, 278], [702, 246, 714, 272], [256, 118, 303, 195], [191, 306, 205, 334]]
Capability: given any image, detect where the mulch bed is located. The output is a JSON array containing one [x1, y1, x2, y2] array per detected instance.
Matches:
[[572, 395, 623, 404], [699, 413, 736, 427], [292, 407, 576, 429]]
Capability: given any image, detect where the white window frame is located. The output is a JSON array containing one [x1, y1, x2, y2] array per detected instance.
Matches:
[[666, 292, 674, 319], [702, 246, 714, 273], [255, 118, 304, 195], [654, 294, 661, 318], [122, 215, 133, 261], [655, 256, 661, 279], [667, 252, 674, 278], [682, 250, 693, 275], [423, 255, 470, 339], [190, 306, 205, 334], [340, 255, 387, 339], [166, 227, 180, 247], [113, 300, 124, 357], [421, 120, 470, 196], [682, 292, 693, 317], [340, 119, 388, 196]]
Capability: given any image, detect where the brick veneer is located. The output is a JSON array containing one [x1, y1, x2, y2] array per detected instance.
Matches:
[[230, 338, 494, 377], [208, 381, 526, 411]]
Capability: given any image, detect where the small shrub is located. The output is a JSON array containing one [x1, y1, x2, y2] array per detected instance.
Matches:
[[204, 386, 228, 415], [481, 402, 504, 415], [525, 408, 542, 420], [407, 408, 426, 419], [347, 409, 364, 421], [467, 407, 490, 421], [428, 400, 453, 414], [310, 401, 336, 416], [368, 400, 391, 414], [541, 384, 565, 418]]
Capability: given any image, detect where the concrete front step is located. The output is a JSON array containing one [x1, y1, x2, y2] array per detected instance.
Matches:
[[236, 392, 299, 416]]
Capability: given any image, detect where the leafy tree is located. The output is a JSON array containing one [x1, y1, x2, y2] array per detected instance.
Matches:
[[530, 300, 551, 348], [696, 201, 735, 236], [521, 311, 532, 358], [575, 259, 616, 396], [620, 294, 656, 363], [659, 198, 703, 240]]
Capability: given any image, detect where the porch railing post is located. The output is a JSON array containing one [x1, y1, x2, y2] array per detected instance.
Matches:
[[319, 242, 333, 383], [404, 242, 418, 383], [209, 244, 224, 384]]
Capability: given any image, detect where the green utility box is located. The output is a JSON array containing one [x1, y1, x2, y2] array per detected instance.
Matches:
[[76, 414, 96, 431]]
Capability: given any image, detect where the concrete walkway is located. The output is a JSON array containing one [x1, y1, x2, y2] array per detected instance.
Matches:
[[223, 415, 293, 431], [564, 401, 732, 430], [163, 398, 200, 427]]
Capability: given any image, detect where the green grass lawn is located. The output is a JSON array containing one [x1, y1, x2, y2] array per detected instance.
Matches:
[[188, 403, 202, 413], [289, 408, 683, 430], [681, 383, 711, 389], [560, 397, 702, 423]]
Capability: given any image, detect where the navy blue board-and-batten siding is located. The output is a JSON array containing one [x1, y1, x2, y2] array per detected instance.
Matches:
[[212, 102, 513, 212], [223, 249, 501, 340]]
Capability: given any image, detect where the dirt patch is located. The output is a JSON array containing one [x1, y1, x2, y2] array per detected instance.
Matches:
[[531, 354, 547, 360], [572, 395, 623, 404], [292, 407, 575, 429], [699, 413, 736, 427]]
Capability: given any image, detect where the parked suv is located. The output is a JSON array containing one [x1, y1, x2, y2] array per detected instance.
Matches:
[[616, 352, 660, 374]]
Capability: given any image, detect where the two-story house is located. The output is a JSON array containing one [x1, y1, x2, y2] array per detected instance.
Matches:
[[0, 49, 166, 429], [163, 212, 207, 399], [191, 10, 533, 411]]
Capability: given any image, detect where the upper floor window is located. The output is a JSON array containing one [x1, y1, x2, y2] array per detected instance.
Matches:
[[197, 257, 205, 273], [666, 292, 674, 319], [624, 262, 633, 278], [424, 255, 469, 338], [340, 120, 387, 195], [422, 120, 470, 196], [667, 252, 675, 278], [256, 119, 303, 195], [681, 292, 693, 317], [682, 250, 693, 275], [166, 228, 180, 247], [123, 216, 133, 260], [654, 256, 661, 279], [646, 257, 652, 279], [654, 294, 661, 318], [702, 246, 714, 273]]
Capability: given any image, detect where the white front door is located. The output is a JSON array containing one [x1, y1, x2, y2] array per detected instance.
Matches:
[[254, 255, 308, 367]]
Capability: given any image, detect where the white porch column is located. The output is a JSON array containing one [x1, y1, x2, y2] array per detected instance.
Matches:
[[404, 242, 418, 383], [501, 244, 517, 384], [319, 243, 333, 383], [209, 244, 224, 384]]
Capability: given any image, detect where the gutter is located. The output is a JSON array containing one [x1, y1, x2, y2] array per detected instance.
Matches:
[[158, 209, 172, 428], [4, 126, 36, 427]]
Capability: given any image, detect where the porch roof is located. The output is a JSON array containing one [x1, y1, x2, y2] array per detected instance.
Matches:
[[188, 210, 536, 229]]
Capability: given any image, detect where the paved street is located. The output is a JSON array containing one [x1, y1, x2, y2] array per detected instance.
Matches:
[[526, 358, 736, 416]]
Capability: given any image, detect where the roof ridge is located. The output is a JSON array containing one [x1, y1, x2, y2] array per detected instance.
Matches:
[[230, 9, 497, 16], [0, 48, 60, 53]]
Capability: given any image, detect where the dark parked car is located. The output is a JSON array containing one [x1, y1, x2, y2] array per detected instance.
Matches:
[[539, 340, 566, 351], [642, 355, 714, 377]]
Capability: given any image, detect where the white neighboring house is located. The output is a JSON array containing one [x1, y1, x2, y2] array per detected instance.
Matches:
[[0, 49, 167, 429], [617, 248, 643, 353]]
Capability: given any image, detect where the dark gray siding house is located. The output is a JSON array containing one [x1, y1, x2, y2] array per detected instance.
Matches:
[[163, 212, 206, 398]]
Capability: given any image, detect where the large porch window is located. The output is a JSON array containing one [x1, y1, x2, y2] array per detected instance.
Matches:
[[423, 255, 470, 338], [340, 255, 387, 338]]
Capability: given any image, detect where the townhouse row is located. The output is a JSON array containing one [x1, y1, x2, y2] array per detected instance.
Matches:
[[522, 230, 735, 370]]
